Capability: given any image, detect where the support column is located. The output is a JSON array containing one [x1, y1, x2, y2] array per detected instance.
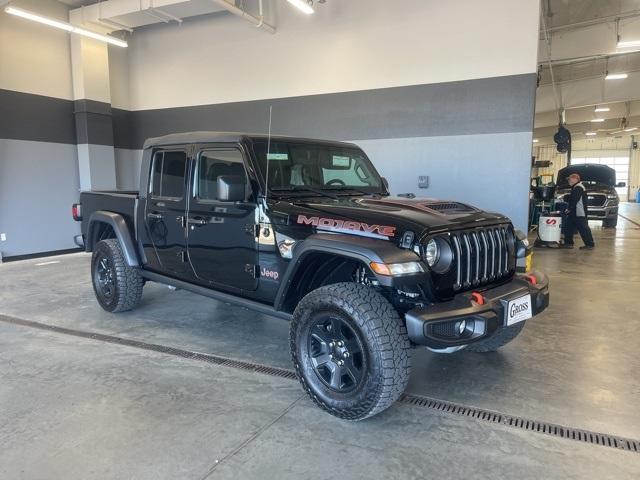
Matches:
[[70, 33, 117, 191]]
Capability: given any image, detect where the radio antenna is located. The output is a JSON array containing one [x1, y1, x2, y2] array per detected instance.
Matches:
[[264, 105, 273, 206]]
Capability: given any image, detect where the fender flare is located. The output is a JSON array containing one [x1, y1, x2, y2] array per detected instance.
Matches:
[[87, 211, 140, 267], [274, 233, 427, 311]]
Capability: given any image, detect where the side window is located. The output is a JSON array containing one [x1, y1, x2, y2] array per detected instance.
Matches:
[[197, 149, 246, 201], [150, 150, 187, 199]]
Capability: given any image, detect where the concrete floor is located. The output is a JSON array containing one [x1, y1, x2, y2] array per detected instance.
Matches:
[[1, 204, 640, 479]]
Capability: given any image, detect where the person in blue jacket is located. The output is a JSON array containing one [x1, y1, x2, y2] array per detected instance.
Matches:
[[560, 173, 595, 250]]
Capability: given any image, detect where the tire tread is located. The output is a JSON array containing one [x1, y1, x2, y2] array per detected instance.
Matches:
[[92, 239, 143, 313], [290, 283, 410, 420]]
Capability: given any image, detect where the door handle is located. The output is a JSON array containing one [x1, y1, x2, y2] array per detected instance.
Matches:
[[147, 212, 164, 220], [188, 217, 208, 225]]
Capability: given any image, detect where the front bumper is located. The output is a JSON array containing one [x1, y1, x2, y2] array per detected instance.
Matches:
[[588, 205, 617, 221], [405, 271, 549, 348]]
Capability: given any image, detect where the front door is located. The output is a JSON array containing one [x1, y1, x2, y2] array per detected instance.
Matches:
[[144, 149, 189, 276], [186, 147, 258, 291]]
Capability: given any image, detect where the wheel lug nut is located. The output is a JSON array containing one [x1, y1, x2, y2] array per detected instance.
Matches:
[[338, 360, 344, 366], [343, 352, 350, 358], [337, 341, 344, 347], [329, 342, 334, 348]]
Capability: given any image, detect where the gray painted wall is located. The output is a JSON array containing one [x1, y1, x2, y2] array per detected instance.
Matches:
[[0, 71, 537, 257], [0, 139, 80, 257], [115, 148, 143, 190], [356, 133, 533, 232], [109, 74, 537, 231]]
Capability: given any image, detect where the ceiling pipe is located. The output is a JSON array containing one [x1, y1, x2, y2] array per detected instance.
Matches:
[[211, 0, 275, 34]]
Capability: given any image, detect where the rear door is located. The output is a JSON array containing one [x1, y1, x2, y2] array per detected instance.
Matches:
[[186, 147, 259, 291], [144, 149, 189, 276]]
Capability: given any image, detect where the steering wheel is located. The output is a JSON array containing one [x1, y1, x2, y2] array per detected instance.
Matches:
[[326, 178, 346, 186]]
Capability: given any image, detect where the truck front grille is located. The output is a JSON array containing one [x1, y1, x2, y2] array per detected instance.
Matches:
[[587, 194, 606, 207], [422, 225, 516, 294]]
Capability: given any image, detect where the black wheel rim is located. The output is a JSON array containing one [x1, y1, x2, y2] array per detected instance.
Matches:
[[307, 315, 366, 393], [95, 254, 115, 300]]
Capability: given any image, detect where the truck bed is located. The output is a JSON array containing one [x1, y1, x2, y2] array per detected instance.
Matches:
[[79, 190, 139, 240]]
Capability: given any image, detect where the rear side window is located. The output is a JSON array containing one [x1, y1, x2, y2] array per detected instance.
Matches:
[[197, 149, 246, 201], [150, 151, 187, 199]]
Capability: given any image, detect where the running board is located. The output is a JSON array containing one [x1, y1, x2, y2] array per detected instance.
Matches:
[[141, 270, 292, 321]]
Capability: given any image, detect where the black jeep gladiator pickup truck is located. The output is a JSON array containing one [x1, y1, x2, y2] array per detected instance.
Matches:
[[73, 132, 549, 420]]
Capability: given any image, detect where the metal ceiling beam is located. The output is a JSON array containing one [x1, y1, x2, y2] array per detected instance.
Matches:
[[211, 0, 275, 34]]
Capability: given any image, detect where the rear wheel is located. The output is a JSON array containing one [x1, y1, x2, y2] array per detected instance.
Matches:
[[91, 239, 143, 312], [290, 283, 411, 420], [464, 321, 526, 353]]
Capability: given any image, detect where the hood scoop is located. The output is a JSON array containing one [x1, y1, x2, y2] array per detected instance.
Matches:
[[364, 198, 478, 216], [423, 202, 476, 214]]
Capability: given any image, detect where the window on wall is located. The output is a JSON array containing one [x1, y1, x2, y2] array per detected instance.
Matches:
[[571, 156, 629, 197]]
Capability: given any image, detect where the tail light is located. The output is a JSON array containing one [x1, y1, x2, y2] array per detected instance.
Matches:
[[72, 203, 82, 221]]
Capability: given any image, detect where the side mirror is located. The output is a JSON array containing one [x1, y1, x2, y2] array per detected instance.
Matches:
[[217, 175, 246, 202], [381, 177, 390, 191], [616, 181, 626, 188]]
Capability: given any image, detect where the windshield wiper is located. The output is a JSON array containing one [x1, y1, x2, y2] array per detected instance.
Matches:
[[330, 188, 379, 197], [270, 186, 338, 199]]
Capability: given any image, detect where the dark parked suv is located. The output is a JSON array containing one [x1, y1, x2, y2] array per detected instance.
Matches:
[[555, 164, 624, 228], [73, 132, 549, 420]]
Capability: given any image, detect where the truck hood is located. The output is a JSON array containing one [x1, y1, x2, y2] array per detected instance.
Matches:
[[555, 183, 616, 196], [269, 196, 510, 240]]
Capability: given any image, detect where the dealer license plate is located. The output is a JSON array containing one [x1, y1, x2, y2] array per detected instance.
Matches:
[[506, 294, 532, 326]]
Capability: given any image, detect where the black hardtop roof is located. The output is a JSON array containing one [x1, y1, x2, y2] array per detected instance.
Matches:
[[143, 131, 359, 149]]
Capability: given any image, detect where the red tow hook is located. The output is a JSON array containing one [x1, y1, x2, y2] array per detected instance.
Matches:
[[471, 292, 485, 305], [524, 274, 538, 285]]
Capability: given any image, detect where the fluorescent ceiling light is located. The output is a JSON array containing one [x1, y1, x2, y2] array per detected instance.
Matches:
[[73, 27, 128, 47], [594, 106, 610, 112], [532, 138, 539, 143], [617, 40, 640, 49], [5, 6, 73, 31], [624, 127, 638, 132], [287, 0, 314, 14], [585, 132, 597, 136], [605, 73, 628, 80], [591, 118, 605, 123], [4, 6, 127, 47]]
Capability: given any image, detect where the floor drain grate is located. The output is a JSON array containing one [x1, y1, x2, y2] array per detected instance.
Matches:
[[0, 314, 298, 381], [2, 313, 639, 453], [400, 393, 640, 454]]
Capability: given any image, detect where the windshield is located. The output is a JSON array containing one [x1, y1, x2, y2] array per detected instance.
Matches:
[[252, 140, 385, 195]]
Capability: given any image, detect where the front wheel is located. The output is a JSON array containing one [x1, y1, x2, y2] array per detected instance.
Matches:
[[290, 283, 411, 420], [603, 217, 618, 228]]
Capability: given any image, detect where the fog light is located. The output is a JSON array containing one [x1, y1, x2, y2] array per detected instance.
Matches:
[[456, 320, 466, 336]]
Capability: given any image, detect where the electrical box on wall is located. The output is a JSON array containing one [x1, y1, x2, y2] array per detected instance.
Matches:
[[418, 176, 429, 189]]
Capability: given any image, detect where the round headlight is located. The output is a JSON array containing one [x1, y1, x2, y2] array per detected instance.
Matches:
[[424, 237, 454, 274], [425, 239, 439, 267]]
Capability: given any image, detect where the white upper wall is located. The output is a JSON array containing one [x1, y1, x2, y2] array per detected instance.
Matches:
[[123, 0, 541, 111], [0, 0, 73, 99], [108, 44, 130, 110]]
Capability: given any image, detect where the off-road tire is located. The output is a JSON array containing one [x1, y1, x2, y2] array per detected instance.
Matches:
[[603, 217, 618, 228], [464, 321, 526, 353], [290, 283, 411, 420], [91, 239, 144, 313]]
